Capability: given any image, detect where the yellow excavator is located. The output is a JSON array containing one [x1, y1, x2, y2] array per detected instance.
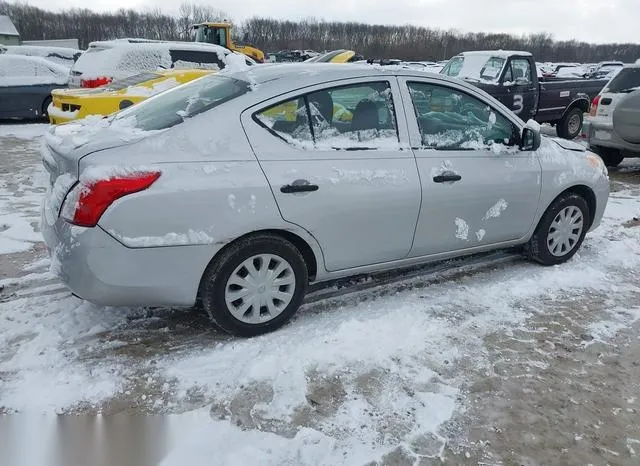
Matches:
[[192, 22, 265, 63]]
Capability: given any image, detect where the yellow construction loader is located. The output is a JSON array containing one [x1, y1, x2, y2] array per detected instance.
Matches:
[[192, 22, 265, 63]]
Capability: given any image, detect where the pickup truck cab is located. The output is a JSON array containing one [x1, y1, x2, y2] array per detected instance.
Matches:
[[441, 51, 608, 139]]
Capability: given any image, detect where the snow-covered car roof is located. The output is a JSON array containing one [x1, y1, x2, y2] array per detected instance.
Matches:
[[0, 54, 69, 87], [86, 39, 231, 55], [72, 40, 248, 82], [458, 50, 532, 58], [3, 45, 81, 60]]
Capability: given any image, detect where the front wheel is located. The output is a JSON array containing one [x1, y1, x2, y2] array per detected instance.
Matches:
[[200, 234, 308, 337], [557, 107, 583, 139], [525, 193, 590, 266]]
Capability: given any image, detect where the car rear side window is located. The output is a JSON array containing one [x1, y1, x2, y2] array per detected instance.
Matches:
[[604, 68, 640, 93], [255, 97, 313, 144], [254, 81, 399, 150], [114, 74, 249, 131], [407, 81, 519, 150]]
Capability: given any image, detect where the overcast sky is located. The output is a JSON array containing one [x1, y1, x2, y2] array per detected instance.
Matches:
[[21, 0, 640, 44]]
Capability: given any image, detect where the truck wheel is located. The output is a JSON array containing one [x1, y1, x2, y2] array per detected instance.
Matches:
[[557, 107, 583, 139], [592, 147, 624, 167]]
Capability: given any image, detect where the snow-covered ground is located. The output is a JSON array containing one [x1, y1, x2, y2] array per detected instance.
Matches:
[[1, 123, 639, 465]]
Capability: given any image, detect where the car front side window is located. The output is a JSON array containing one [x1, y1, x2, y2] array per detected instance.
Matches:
[[407, 81, 520, 150]]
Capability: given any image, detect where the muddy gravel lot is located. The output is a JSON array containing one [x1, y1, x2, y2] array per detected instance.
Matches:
[[1, 123, 639, 465]]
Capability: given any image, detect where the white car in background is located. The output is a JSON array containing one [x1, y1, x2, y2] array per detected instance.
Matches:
[[1, 45, 82, 69], [583, 62, 640, 166], [69, 39, 254, 88]]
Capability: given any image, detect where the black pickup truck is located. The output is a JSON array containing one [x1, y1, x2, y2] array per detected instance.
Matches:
[[440, 51, 609, 139]]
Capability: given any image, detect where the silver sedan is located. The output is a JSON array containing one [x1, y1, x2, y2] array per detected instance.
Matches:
[[41, 64, 609, 336]]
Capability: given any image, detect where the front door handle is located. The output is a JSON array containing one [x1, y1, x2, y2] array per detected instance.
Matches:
[[433, 174, 462, 183], [280, 180, 319, 194]]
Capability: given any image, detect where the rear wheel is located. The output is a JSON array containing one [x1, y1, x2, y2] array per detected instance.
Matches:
[[525, 193, 590, 266], [556, 107, 583, 139], [200, 234, 308, 337], [592, 146, 624, 167]]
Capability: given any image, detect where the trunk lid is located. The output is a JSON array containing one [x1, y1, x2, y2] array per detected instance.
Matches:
[[41, 119, 151, 224]]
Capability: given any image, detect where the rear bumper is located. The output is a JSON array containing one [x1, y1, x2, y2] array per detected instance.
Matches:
[[583, 117, 640, 155], [41, 209, 217, 308]]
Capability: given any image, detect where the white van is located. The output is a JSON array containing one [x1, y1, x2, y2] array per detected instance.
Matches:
[[69, 39, 254, 88]]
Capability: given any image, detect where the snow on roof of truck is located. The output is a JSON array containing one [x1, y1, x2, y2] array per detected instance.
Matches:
[[458, 50, 532, 58]]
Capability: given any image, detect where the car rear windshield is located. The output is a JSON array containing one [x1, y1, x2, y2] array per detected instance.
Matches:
[[604, 67, 640, 93], [113, 74, 249, 131], [104, 72, 161, 91]]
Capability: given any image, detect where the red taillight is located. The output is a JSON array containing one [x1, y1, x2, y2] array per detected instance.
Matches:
[[80, 76, 112, 88], [62, 171, 161, 227], [589, 95, 601, 117]]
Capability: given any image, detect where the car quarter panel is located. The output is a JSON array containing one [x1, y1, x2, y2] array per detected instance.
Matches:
[[536, 138, 609, 230], [77, 110, 324, 298]]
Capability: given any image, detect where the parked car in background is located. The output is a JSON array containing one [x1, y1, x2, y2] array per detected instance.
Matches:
[[305, 49, 363, 63], [69, 39, 253, 88], [1, 45, 82, 69], [587, 61, 624, 79], [582, 62, 640, 166], [48, 69, 214, 124], [0, 55, 68, 119], [612, 89, 640, 145], [441, 51, 609, 139], [41, 64, 608, 336]]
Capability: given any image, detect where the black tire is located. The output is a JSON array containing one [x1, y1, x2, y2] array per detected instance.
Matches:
[[200, 234, 308, 337], [592, 146, 624, 167], [525, 193, 591, 266], [556, 107, 584, 139], [41, 96, 52, 120]]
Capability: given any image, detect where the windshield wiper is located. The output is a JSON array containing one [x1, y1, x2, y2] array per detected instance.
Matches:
[[617, 87, 640, 93], [462, 77, 481, 83]]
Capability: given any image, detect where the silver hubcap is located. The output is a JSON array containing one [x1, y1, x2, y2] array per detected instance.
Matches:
[[547, 206, 584, 257], [568, 113, 581, 135], [225, 254, 296, 324]]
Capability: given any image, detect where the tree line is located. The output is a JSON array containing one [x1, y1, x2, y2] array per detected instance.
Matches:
[[1, 1, 639, 63]]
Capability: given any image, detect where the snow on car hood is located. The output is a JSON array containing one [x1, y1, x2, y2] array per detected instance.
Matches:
[[549, 137, 587, 152]]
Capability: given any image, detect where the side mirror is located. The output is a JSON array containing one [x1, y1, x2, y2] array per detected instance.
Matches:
[[520, 119, 541, 151]]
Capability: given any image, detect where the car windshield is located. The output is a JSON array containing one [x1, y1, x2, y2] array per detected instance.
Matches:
[[604, 67, 640, 93], [103, 72, 161, 91], [441, 55, 506, 82], [113, 74, 249, 131]]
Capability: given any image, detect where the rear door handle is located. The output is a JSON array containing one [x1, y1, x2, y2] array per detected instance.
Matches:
[[280, 182, 319, 194], [433, 174, 462, 183]]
